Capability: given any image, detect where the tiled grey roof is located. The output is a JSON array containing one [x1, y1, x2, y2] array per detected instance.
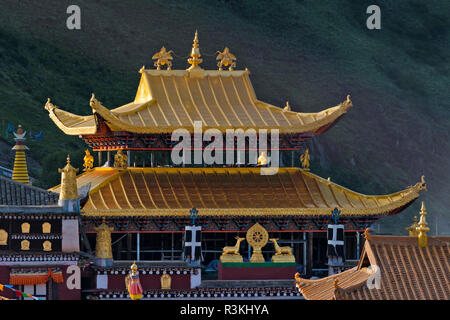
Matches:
[[0, 176, 59, 206]]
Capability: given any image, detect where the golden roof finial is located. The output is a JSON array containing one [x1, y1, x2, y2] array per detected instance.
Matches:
[[187, 30, 203, 70], [416, 201, 430, 248], [58, 154, 79, 200], [216, 47, 236, 71], [44, 98, 57, 112], [152, 46, 173, 70], [283, 101, 291, 112], [406, 216, 419, 237]]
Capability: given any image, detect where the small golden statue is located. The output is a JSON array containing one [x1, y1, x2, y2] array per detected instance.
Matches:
[[21, 240, 30, 251], [21, 222, 30, 233], [300, 148, 310, 170], [0, 229, 7, 245], [269, 238, 295, 263], [42, 222, 51, 234], [43, 241, 52, 252], [152, 46, 174, 70], [257, 152, 268, 166], [246, 223, 269, 263], [216, 47, 236, 71], [83, 150, 94, 171], [114, 149, 128, 169], [160, 274, 172, 290], [220, 236, 245, 263], [283, 101, 291, 112]]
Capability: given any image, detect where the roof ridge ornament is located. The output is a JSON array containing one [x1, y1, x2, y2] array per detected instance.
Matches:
[[187, 30, 203, 71], [45, 98, 57, 112], [90, 93, 103, 112], [364, 228, 372, 240], [283, 101, 291, 112], [152, 46, 173, 70], [216, 47, 236, 71]]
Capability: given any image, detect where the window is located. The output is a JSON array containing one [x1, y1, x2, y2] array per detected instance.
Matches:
[[20, 283, 47, 300]]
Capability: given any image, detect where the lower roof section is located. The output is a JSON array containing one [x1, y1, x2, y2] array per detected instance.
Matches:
[[295, 235, 450, 300], [49, 167, 426, 217]]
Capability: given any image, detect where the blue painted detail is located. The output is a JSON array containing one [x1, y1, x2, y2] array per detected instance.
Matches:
[[331, 207, 341, 224]]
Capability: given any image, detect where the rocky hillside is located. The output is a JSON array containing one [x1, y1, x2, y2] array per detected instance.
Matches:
[[0, 0, 448, 234]]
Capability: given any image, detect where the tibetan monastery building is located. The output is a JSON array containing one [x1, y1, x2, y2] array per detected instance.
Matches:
[[45, 32, 426, 276]]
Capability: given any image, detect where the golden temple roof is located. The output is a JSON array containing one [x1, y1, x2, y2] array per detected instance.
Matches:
[[45, 68, 352, 135], [49, 167, 426, 217]]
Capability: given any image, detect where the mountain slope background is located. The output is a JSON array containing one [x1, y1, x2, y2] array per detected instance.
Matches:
[[0, 0, 448, 234]]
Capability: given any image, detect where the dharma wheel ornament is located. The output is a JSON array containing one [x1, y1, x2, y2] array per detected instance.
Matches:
[[246, 223, 269, 263]]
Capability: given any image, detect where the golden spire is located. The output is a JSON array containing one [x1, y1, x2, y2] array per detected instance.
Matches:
[[11, 124, 30, 185], [406, 216, 419, 237], [187, 30, 203, 70], [58, 155, 79, 200], [416, 201, 430, 248], [283, 101, 291, 112]]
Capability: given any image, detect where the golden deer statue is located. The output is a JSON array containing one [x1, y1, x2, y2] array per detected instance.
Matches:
[[269, 238, 295, 263], [220, 236, 245, 263]]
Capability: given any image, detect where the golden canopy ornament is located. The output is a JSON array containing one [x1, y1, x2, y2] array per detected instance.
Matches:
[[83, 150, 94, 171], [300, 148, 310, 170], [58, 155, 79, 200], [216, 47, 236, 71], [246, 223, 269, 263], [95, 217, 114, 259], [152, 46, 174, 70]]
